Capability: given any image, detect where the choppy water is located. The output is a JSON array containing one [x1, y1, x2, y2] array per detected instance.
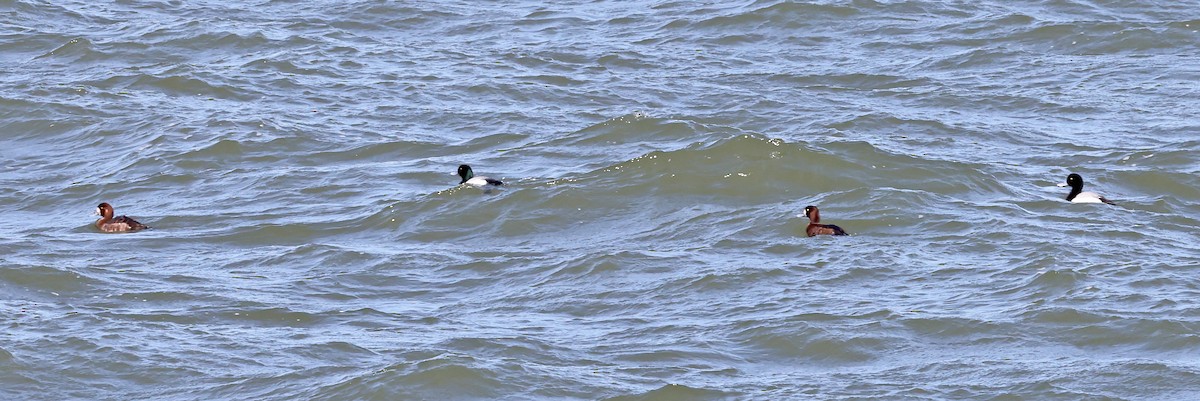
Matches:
[[3, 0, 1200, 399]]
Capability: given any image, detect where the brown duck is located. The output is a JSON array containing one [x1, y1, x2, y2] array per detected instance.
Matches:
[[94, 202, 150, 233], [803, 205, 847, 237]]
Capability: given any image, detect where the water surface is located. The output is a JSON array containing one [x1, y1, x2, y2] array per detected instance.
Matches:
[[2, 0, 1200, 399]]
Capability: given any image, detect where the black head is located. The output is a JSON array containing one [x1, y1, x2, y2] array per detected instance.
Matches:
[[457, 164, 474, 184], [1065, 173, 1084, 189]]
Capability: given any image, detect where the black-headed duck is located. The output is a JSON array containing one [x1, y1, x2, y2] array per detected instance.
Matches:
[[457, 164, 503, 188], [1058, 173, 1114, 205]]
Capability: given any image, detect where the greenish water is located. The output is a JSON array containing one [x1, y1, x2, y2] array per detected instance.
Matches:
[[2, 1, 1200, 399]]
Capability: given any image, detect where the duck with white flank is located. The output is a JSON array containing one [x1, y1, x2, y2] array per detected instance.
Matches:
[[457, 164, 504, 189], [1058, 173, 1114, 205]]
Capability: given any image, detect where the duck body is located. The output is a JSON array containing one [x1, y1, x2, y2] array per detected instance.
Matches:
[[1068, 191, 1111, 204], [95, 202, 149, 233], [803, 205, 848, 237], [457, 164, 503, 188], [1059, 173, 1114, 205]]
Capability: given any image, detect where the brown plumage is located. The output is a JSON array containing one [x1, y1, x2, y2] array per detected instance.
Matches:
[[803, 205, 847, 237], [95, 202, 149, 233]]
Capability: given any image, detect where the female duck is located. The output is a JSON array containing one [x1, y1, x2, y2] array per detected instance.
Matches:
[[802, 205, 847, 237], [457, 164, 503, 188], [1058, 173, 1114, 204], [95, 202, 150, 232]]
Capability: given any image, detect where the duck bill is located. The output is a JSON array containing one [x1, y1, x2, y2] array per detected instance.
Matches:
[[1056, 182, 1068, 187]]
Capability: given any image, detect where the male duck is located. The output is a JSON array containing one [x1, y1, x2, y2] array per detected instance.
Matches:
[[457, 164, 504, 189], [1058, 173, 1114, 204]]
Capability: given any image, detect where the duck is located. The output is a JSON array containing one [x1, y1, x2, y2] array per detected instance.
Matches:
[[94, 202, 150, 232], [802, 205, 847, 237], [457, 164, 504, 188], [1058, 173, 1114, 204]]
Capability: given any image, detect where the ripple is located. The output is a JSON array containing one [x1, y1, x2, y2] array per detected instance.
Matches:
[[3, 0, 1200, 399]]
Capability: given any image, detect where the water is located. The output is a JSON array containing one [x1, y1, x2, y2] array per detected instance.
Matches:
[[3, 0, 1200, 399]]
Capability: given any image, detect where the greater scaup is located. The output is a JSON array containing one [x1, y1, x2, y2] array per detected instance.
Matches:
[[802, 205, 848, 237], [457, 164, 504, 189], [94, 202, 150, 232], [1058, 173, 1114, 205]]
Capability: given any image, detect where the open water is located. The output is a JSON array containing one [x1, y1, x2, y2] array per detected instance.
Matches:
[[2, 0, 1200, 399]]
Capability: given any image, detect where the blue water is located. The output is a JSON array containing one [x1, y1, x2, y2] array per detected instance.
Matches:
[[2, 1, 1199, 399]]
